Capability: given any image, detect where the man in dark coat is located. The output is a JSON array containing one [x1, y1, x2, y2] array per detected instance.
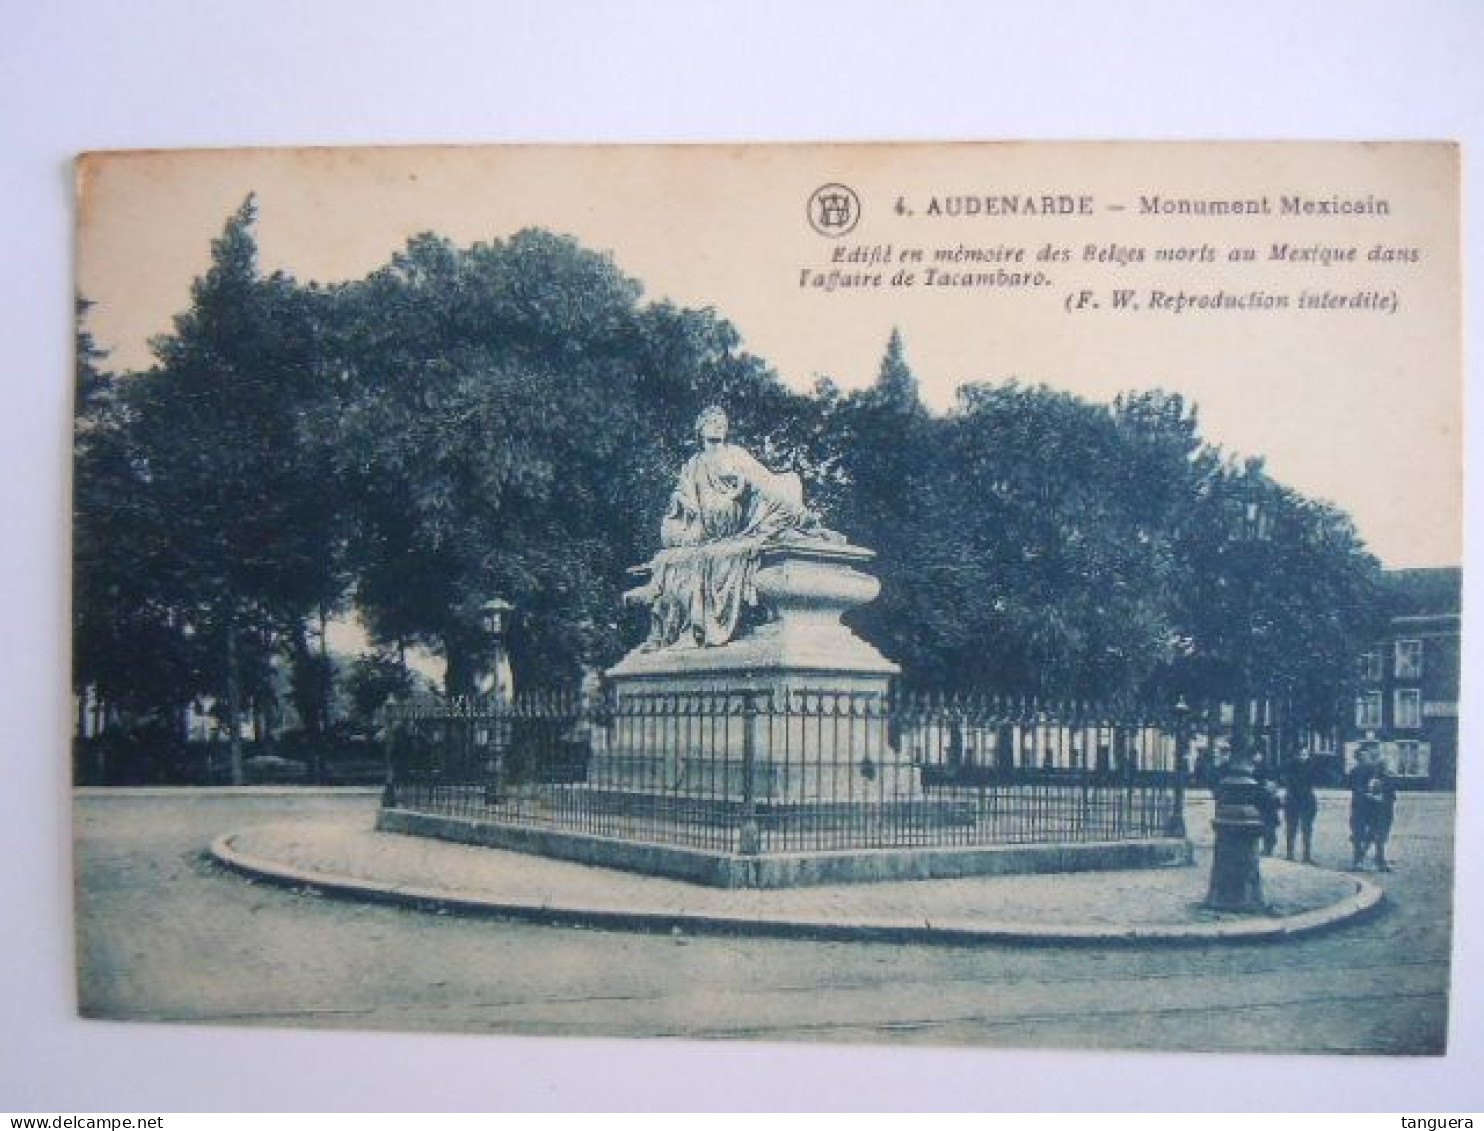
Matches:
[[1252, 752, 1281, 857], [1282, 747, 1321, 863], [1348, 743, 1398, 871], [1364, 759, 1399, 872]]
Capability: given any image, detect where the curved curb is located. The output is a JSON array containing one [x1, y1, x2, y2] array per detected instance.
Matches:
[[209, 831, 1384, 948]]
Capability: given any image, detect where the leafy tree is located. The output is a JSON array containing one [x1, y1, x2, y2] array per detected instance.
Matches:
[[873, 327, 919, 406], [1161, 456, 1385, 738], [826, 339, 1185, 700], [344, 652, 416, 733], [73, 297, 111, 423], [331, 230, 642, 694], [113, 196, 347, 780], [824, 367, 1381, 715], [912, 381, 1180, 699], [332, 230, 815, 695], [823, 331, 938, 675], [73, 298, 210, 745]]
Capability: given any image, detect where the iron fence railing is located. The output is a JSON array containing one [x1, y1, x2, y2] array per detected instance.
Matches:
[[381, 690, 1190, 855]]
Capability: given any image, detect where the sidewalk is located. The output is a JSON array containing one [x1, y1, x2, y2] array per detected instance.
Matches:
[[211, 808, 1383, 945]]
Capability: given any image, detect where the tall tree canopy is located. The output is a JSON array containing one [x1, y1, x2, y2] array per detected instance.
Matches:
[[831, 372, 1190, 700], [331, 229, 812, 693], [74, 206, 1386, 775], [80, 197, 347, 779]]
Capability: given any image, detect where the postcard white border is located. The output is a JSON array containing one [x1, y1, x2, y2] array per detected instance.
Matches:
[[2, 0, 1480, 1113]]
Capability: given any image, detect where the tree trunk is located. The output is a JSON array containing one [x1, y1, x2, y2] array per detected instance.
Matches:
[[1228, 672, 1250, 759], [225, 608, 244, 785], [444, 645, 476, 699], [317, 605, 331, 784], [286, 617, 325, 781], [318, 606, 332, 724]]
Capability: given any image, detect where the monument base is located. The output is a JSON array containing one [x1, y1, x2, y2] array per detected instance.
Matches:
[[603, 538, 905, 802], [379, 807, 1193, 888], [608, 538, 898, 683]]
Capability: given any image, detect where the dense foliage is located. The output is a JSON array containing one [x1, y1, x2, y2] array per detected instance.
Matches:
[[73, 202, 1386, 778]]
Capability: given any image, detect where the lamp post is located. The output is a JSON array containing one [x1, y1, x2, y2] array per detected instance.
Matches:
[[477, 598, 514, 804], [1203, 465, 1275, 912], [379, 693, 400, 809], [479, 598, 515, 701], [1205, 735, 1268, 913], [1225, 462, 1273, 757]]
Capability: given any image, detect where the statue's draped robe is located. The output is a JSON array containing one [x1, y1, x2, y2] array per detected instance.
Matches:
[[641, 443, 813, 649]]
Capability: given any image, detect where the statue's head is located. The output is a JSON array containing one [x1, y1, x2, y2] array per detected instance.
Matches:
[[695, 405, 729, 446]]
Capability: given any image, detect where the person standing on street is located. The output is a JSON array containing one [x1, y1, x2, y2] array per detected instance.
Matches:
[[1348, 743, 1398, 871], [1365, 755, 1399, 872], [1252, 751, 1281, 857], [1282, 746, 1320, 863]]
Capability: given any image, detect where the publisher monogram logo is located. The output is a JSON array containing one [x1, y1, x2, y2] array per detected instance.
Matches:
[[807, 183, 861, 237]]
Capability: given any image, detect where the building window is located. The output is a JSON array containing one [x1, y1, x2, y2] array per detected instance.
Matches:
[[1394, 740, 1430, 778], [1394, 688, 1421, 729], [1394, 639, 1423, 680], [1355, 691, 1383, 730], [1357, 650, 1382, 682]]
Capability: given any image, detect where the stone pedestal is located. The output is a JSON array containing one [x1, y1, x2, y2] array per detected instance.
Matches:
[[1204, 769, 1267, 912], [609, 538, 897, 686], [603, 538, 905, 803]]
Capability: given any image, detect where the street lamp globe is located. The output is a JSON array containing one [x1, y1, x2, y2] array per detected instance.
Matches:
[[481, 597, 514, 639]]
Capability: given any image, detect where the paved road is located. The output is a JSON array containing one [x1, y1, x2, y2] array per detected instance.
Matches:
[[74, 788, 1455, 1055]]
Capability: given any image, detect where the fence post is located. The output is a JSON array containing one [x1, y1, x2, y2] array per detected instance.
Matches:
[[380, 701, 398, 809], [738, 691, 762, 855], [1166, 698, 1189, 838]]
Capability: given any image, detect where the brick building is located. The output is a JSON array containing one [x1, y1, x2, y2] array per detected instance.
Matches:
[[1350, 568, 1461, 789]]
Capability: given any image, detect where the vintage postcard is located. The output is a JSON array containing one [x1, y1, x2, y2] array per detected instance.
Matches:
[[72, 142, 1460, 1055]]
